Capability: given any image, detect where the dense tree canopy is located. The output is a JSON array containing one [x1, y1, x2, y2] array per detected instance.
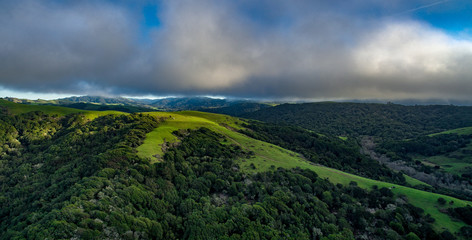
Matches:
[[242, 102, 472, 140], [0, 109, 456, 239], [239, 121, 406, 185]]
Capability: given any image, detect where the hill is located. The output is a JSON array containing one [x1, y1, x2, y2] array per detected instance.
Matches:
[[57, 95, 140, 105], [0, 99, 125, 119], [243, 102, 472, 199], [2, 96, 271, 114], [242, 102, 472, 140], [61, 102, 155, 113], [148, 97, 270, 113], [201, 102, 271, 116], [134, 111, 472, 236], [2, 96, 156, 113], [1, 101, 471, 239], [150, 97, 227, 110]]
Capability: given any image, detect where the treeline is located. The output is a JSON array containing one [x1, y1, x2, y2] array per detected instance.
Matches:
[[240, 121, 406, 185], [242, 102, 472, 140], [61, 102, 154, 113], [447, 206, 472, 238], [379, 134, 471, 158], [0, 110, 457, 239], [201, 102, 270, 116]]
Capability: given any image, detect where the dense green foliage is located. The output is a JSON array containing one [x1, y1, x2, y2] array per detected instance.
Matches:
[[448, 206, 472, 226], [57, 96, 139, 105], [240, 121, 406, 185], [380, 134, 472, 158], [447, 206, 472, 238], [202, 102, 270, 116], [0, 110, 451, 239], [243, 102, 472, 139], [62, 102, 154, 113], [242, 102, 472, 201], [377, 133, 472, 200], [151, 97, 227, 110], [0, 112, 160, 239]]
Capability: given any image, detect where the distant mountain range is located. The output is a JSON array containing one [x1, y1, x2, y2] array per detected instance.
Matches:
[[1, 96, 271, 114], [150, 97, 228, 110], [3, 95, 472, 116]]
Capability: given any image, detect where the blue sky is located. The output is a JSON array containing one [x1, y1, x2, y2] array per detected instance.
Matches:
[[404, 1, 472, 33], [0, 0, 471, 101]]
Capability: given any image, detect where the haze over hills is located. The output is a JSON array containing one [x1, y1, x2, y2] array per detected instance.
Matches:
[[2, 95, 273, 114]]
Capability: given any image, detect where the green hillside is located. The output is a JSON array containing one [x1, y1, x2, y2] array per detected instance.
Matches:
[[413, 141, 472, 176], [1, 101, 471, 238], [244, 102, 472, 201], [378, 126, 472, 188], [0, 99, 125, 119], [429, 126, 472, 136], [136, 111, 471, 234]]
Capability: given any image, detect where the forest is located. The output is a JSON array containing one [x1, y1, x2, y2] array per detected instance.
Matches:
[[239, 121, 406, 184], [242, 102, 472, 199], [1, 102, 472, 239], [242, 102, 472, 139]]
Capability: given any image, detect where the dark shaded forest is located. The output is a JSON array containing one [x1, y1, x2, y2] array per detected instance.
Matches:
[[242, 102, 472, 140], [61, 102, 154, 113]]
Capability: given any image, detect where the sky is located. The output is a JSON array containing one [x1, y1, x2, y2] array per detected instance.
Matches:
[[0, 0, 472, 101]]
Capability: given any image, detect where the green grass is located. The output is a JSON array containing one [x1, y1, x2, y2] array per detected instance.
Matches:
[[136, 112, 238, 162], [240, 153, 470, 234], [415, 141, 472, 176], [136, 125, 180, 162], [404, 174, 431, 187], [136, 110, 472, 234], [177, 111, 246, 130], [429, 126, 472, 136], [0, 99, 126, 120], [416, 127, 472, 176], [1, 99, 85, 115]]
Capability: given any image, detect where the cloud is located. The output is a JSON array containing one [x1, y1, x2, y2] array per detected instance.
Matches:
[[0, 0, 138, 94], [351, 21, 472, 99], [0, 0, 471, 100]]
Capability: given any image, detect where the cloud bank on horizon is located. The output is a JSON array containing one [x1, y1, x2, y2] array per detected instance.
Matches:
[[0, 0, 471, 100]]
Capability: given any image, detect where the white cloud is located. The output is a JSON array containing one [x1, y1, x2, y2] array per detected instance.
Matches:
[[353, 22, 472, 76], [350, 21, 472, 99]]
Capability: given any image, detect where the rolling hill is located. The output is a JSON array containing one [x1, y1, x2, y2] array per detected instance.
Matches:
[[1, 101, 471, 239], [242, 102, 472, 139], [134, 110, 472, 235]]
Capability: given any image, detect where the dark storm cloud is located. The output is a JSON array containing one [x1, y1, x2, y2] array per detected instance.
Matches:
[[0, 0, 140, 95], [1, 0, 472, 100]]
